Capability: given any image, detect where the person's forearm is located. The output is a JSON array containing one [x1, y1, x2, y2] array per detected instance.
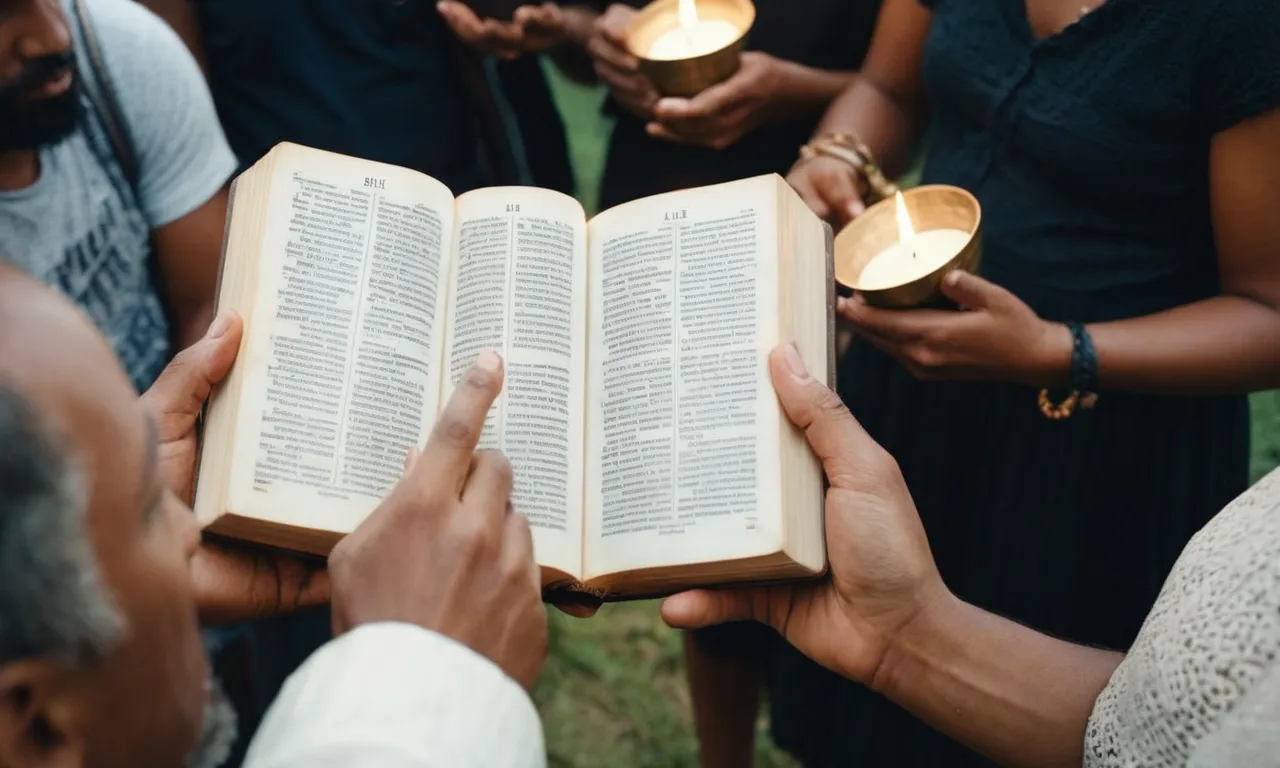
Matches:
[[1083, 296, 1280, 395], [772, 63, 857, 122], [872, 592, 1122, 768], [561, 4, 598, 47], [549, 5, 600, 84], [810, 74, 923, 181], [137, 0, 210, 76]]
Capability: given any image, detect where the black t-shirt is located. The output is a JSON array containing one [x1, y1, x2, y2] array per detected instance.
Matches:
[[196, 0, 486, 192], [600, 0, 884, 209]]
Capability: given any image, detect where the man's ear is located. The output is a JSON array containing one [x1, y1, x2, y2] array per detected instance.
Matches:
[[0, 660, 84, 768]]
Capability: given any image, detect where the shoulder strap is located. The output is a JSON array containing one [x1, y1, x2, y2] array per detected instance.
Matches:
[[70, 0, 139, 193]]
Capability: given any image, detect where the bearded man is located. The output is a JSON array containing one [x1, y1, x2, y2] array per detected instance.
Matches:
[[0, 0, 233, 391]]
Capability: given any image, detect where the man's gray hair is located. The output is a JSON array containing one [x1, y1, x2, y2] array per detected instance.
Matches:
[[0, 384, 121, 666]]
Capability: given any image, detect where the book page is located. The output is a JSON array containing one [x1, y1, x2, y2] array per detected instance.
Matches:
[[583, 177, 785, 580], [225, 145, 456, 533], [441, 187, 588, 578]]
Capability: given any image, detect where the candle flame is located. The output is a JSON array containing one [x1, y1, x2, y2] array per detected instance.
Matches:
[[678, 0, 700, 30], [894, 192, 917, 254]]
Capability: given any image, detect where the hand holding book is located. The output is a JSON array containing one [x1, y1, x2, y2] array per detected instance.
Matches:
[[195, 143, 834, 600], [140, 310, 330, 625], [662, 344, 941, 684], [330, 349, 548, 691]]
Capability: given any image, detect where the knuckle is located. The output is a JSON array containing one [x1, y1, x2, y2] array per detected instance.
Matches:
[[327, 539, 359, 583], [457, 517, 495, 559], [817, 390, 851, 420], [909, 344, 940, 370], [906, 360, 935, 380], [436, 414, 478, 447], [505, 506, 532, 536], [866, 444, 903, 483], [502, 552, 532, 588], [164, 352, 192, 375], [809, 382, 847, 417], [483, 450, 515, 486], [920, 325, 948, 347], [462, 364, 499, 394]]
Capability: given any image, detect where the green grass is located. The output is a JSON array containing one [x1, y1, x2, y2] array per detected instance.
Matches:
[[533, 61, 798, 767], [533, 59, 1280, 766], [1252, 391, 1280, 482]]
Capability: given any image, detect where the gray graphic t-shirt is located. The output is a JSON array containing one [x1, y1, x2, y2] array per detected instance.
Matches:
[[0, 0, 236, 391]]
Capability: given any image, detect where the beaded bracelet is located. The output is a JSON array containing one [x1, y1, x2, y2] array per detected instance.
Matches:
[[1037, 321, 1099, 420]]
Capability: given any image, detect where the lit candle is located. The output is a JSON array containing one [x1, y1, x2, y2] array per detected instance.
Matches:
[[645, 0, 741, 60], [856, 192, 970, 290]]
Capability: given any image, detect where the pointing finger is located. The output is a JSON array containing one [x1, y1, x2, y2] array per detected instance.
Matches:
[[416, 350, 504, 495], [462, 449, 515, 521]]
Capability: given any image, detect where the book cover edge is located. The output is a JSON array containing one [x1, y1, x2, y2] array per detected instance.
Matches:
[[824, 220, 836, 391], [191, 173, 242, 511]]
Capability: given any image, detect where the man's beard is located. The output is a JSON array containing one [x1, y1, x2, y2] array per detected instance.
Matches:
[[185, 676, 238, 768], [0, 53, 83, 152]]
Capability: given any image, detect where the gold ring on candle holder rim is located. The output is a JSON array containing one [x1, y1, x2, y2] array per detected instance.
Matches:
[[624, 0, 756, 99], [834, 185, 984, 309]]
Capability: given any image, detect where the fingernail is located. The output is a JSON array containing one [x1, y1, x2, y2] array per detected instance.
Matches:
[[207, 310, 231, 339], [847, 200, 865, 217], [945, 270, 963, 287], [476, 349, 502, 372], [781, 342, 808, 379]]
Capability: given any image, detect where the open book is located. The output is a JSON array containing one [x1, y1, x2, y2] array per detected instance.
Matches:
[[195, 143, 834, 599]]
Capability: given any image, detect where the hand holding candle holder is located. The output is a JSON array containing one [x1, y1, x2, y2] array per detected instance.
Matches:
[[835, 185, 983, 309], [625, 0, 755, 98]]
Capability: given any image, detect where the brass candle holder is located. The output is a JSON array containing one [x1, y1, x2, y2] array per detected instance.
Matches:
[[834, 185, 983, 309], [625, 0, 755, 98]]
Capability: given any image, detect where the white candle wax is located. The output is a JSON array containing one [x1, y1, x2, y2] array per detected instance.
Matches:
[[645, 19, 740, 60], [856, 228, 971, 290]]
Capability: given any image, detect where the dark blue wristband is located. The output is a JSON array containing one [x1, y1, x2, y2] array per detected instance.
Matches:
[[1065, 321, 1098, 393]]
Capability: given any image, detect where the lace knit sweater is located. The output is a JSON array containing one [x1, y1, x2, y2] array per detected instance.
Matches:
[[1085, 468, 1280, 765]]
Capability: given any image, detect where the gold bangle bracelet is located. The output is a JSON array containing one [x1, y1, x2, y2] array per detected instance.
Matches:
[[798, 132, 900, 204]]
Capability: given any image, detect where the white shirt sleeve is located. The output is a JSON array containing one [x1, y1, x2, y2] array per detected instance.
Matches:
[[243, 623, 547, 768]]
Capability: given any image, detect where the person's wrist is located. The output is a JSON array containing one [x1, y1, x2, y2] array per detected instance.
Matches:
[[560, 5, 598, 47], [1026, 319, 1073, 388], [767, 56, 809, 110], [868, 584, 963, 695]]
